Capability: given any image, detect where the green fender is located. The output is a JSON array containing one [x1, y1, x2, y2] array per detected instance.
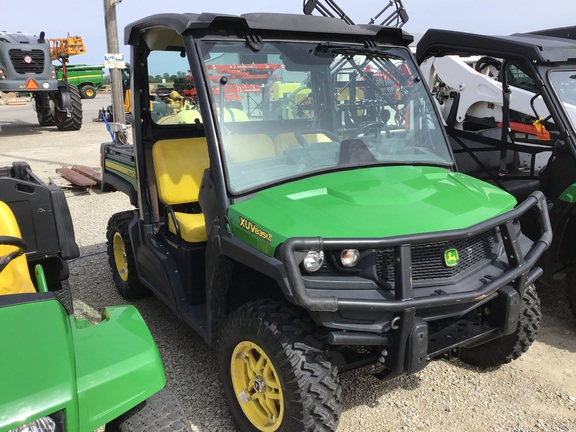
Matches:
[[73, 305, 166, 431], [0, 296, 165, 431]]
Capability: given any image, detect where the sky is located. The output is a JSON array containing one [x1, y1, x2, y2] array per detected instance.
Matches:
[[2, 0, 575, 66]]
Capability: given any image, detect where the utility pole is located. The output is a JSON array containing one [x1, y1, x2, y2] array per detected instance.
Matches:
[[103, 0, 126, 127]]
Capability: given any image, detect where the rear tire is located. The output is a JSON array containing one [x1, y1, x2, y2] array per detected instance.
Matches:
[[218, 299, 341, 432], [458, 284, 540, 368], [106, 211, 149, 299], [80, 84, 97, 99], [106, 388, 191, 431], [53, 82, 83, 131]]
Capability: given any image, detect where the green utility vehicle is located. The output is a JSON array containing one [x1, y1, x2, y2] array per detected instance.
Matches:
[[416, 26, 576, 319], [101, 9, 552, 431], [0, 31, 82, 130], [56, 64, 104, 99], [0, 161, 190, 432]]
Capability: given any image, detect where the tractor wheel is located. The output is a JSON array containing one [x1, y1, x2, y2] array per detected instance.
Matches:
[[458, 284, 541, 368], [80, 84, 97, 99], [34, 93, 55, 126], [53, 82, 83, 131], [218, 299, 341, 432], [106, 388, 191, 431], [106, 211, 149, 299]]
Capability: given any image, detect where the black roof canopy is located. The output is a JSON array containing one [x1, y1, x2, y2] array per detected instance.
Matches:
[[415, 27, 576, 65], [125, 12, 413, 49]]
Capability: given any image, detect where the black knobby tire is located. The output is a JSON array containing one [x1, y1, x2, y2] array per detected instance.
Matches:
[[80, 84, 97, 99], [53, 82, 83, 131], [106, 211, 149, 299], [106, 388, 191, 431], [54, 279, 74, 315], [218, 299, 341, 432], [458, 284, 541, 368], [34, 93, 55, 126]]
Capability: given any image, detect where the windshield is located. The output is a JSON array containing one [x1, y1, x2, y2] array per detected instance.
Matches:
[[549, 70, 576, 130], [198, 40, 452, 194]]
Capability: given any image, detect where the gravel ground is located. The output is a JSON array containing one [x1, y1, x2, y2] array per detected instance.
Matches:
[[1, 94, 575, 431]]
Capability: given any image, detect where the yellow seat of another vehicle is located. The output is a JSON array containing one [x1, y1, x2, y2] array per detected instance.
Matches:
[[0, 201, 35, 295]]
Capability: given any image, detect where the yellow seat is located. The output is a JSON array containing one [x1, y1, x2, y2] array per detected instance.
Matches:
[[301, 132, 333, 144], [153, 138, 210, 243], [273, 132, 302, 154], [0, 201, 35, 295], [223, 134, 276, 163]]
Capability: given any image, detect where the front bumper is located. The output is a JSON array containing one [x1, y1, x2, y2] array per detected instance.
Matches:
[[280, 191, 551, 373]]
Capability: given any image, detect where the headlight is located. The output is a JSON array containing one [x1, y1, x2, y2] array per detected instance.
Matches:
[[10, 416, 56, 432], [302, 250, 324, 273], [340, 249, 360, 267]]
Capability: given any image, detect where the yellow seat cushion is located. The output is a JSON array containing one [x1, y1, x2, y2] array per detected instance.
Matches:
[[167, 212, 207, 243], [0, 201, 35, 295]]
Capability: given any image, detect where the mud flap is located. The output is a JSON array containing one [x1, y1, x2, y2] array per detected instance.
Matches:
[[405, 317, 428, 374], [488, 285, 522, 335]]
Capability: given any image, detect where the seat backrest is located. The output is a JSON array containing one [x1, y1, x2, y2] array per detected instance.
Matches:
[[0, 201, 35, 295], [153, 138, 210, 205], [223, 134, 276, 163]]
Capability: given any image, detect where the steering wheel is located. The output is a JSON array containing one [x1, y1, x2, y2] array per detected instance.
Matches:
[[0, 235, 27, 273]]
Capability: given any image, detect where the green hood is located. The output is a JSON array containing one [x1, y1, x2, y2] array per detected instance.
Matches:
[[229, 166, 517, 255], [0, 298, 75, 431]]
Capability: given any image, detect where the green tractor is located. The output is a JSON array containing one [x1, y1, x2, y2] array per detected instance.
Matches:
[[0, 31, 82, 130], [0, 161, 190, 431], [101, 6, 551, 431]]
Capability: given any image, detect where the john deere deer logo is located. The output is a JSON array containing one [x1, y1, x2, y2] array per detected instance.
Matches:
[[444, 248, 459, 267]]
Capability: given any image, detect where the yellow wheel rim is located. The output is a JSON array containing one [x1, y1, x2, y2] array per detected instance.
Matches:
[[113, 232, 128, 282], [86, 89, 94, 98], [231, 341, 284, 431]]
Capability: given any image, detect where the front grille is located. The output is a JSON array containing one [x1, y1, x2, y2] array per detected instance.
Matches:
[[8, 49, 45, 73], [376, 230, 497, 284]]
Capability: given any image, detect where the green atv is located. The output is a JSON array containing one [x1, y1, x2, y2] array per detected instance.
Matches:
[[101, 9, 552, 432], [0, 162, 190, 431]]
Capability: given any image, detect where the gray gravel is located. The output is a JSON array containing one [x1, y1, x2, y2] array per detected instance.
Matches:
[[1, 94, 576, 432]]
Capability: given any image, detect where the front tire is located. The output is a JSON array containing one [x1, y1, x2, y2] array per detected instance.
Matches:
[[53, 82, 83, 131], [106, 388, 191, 431], [459, 284, 541, 368], [218, 299, 341, 432], [54, 279, 74, 315], [106, 211, 149, 299], [34, 93, 55, 126]]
